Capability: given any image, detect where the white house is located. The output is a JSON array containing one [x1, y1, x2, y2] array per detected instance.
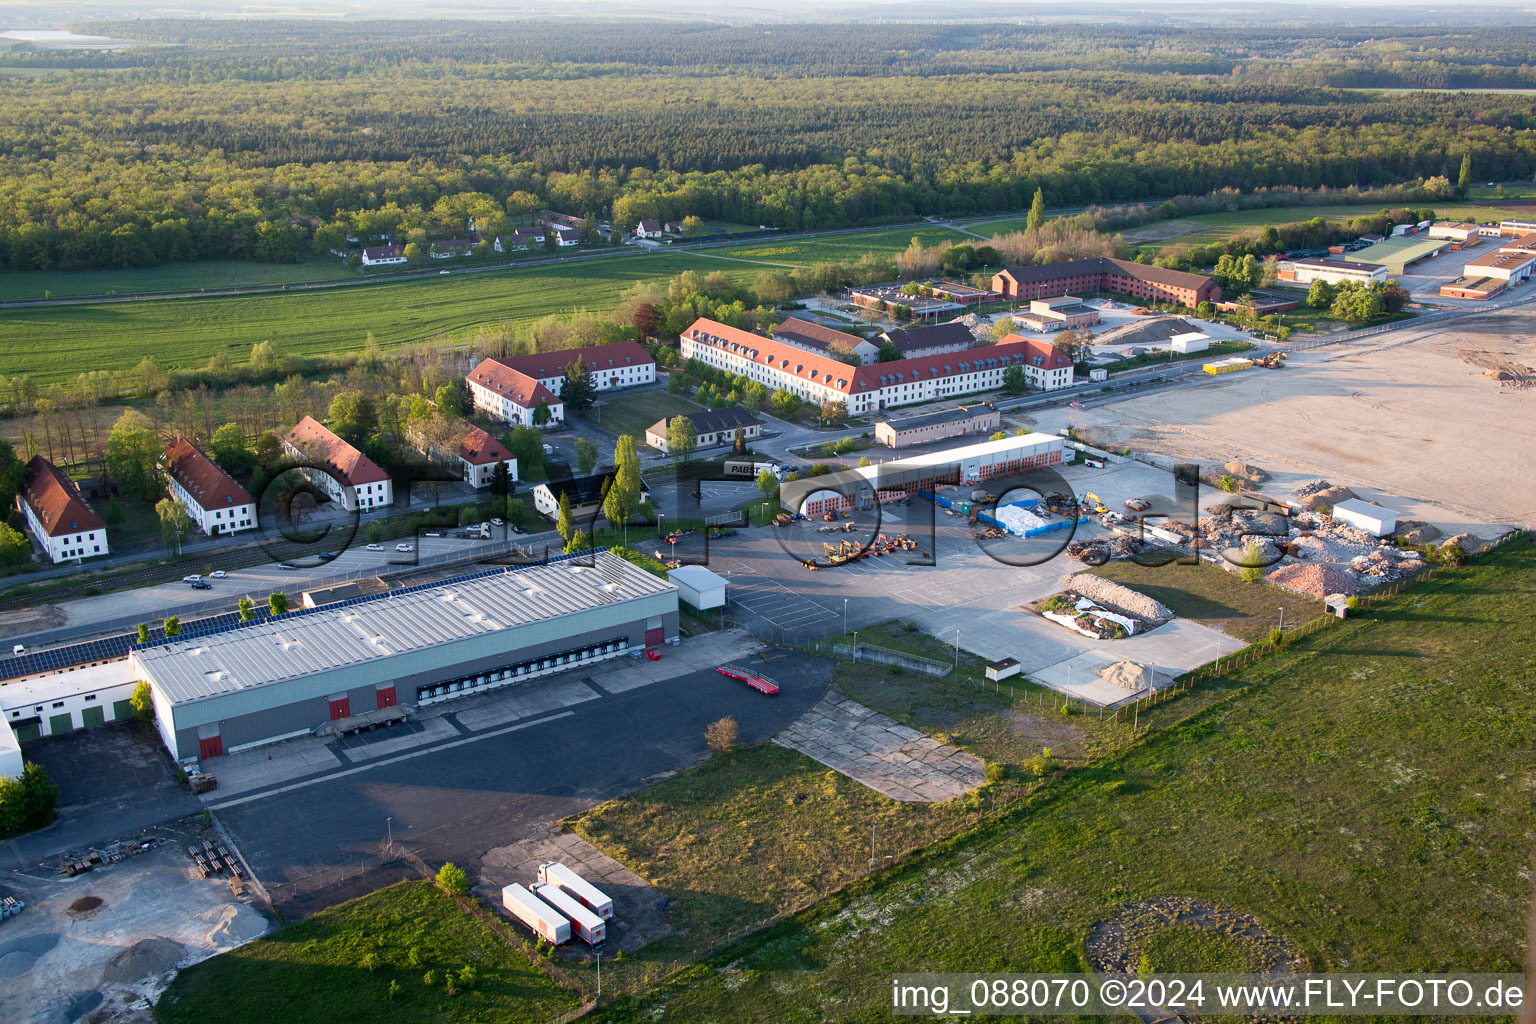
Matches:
[[467, 342, 655, 427], [17, 456, 107, 563], [457, 425, 518, 488], [634, 219, 663, 239], [553, 228, 582, 247], [162, 435, 257, 536], [282, 416, 393, 512], [494, 229, 544, 252], [361, 243, 407, 267], [1330, 498, 1398, 538]]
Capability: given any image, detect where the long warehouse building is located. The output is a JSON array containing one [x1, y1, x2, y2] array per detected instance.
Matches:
[[130, 550, 678, 761]]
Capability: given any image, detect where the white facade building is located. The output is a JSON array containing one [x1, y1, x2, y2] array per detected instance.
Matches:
[[162, 436, 257, 536], [17, 456, 107, 563], [282, 417, 393, 512]]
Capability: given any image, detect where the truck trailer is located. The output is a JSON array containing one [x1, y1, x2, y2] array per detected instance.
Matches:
[[533, 881, 607, 946], [502, 883, 571, 944], [538, 861, 615, 920]]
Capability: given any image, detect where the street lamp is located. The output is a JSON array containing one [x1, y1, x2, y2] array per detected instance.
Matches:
[[385, 816, 393, 847], [1278, 606, 1284, 631], [953, 628, 959, 672], [843, 598, 848, 634]]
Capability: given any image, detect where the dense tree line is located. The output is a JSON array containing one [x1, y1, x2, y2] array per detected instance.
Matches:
[[3, 20, 1536, 271]]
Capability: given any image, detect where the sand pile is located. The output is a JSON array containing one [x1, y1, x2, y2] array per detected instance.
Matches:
[[1099, 661, 1151, 692], [1395, 521, 1441, 545], [103, 938, 184, 984], [1267, 562, 1358, 598], [1300, 485, 1357, 510], [202, 904, 269, 946], [1222, 460, 1270, 484], [1442, 533, 1484, 554], [1062, 573, 1172, 623]]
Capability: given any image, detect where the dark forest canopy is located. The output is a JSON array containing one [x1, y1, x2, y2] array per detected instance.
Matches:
[[2, 18, 1534, 272]]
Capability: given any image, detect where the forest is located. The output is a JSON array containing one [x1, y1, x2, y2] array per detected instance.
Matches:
[[2, 19, 1535, 273]]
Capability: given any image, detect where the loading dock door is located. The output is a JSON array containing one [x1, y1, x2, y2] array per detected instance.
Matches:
[[13, 721, 40, 744], [81, 705, 105, 728], [329, 696, 351, 721], [199, 734, 224, 759], [48, 713, 72, 736], [644, 626, 664, 648], [113, 699, 133, 721], [376, 686, 396, 710]]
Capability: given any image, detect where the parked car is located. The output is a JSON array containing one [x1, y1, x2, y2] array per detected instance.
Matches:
[[190, 580, 212, 590], [365, 543, 384, 551], [1124, 498, 1151, 511], [182, 574, 202, 582], [396, 543, 413, 552], [209, 570, 227, 579], [277, 563, 297, 570], [511, 524, 524, 534], [490, 518, 504, 526]]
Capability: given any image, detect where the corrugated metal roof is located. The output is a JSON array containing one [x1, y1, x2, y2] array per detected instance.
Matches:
[[133, 551, 675, 705]]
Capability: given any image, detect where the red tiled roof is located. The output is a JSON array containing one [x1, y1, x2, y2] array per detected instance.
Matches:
[[20, 456, 103, 537], [685, 318, 1061, 396], [482, 342, 654, 385], [162, 435, 253, 511], [467, 358, 563, 412], [999, 334, 1074, 370], [996, 257, 1215, 292], [283, 416, 390, 485], [773, 317, 870, 355], [458, 424, 513, 466]]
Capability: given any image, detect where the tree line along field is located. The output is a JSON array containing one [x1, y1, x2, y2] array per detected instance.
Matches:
[[0, 251, 763, 386], [588, 539, 1536, 1021]]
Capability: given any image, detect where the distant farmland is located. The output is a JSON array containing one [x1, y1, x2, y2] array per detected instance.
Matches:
[[0, 252, 754, 386]]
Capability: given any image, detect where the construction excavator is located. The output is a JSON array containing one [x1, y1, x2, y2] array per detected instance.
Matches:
[[1079, 492, 1108, 515], [1254, 351, 1288, 369]]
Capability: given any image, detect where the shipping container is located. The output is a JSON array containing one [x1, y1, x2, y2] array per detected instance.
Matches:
[[502, 883, 570, 944], [533, 881, 606, 945], [538, 861, 615, 920]]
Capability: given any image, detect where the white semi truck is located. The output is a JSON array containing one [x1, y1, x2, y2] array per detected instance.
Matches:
[[538, 861, 615, 921], [532, 881, 606, 946]]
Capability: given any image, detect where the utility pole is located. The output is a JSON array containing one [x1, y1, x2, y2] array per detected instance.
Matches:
[[385, 816, 393, 848], [1278, 607, 1285, 632], [954, 628, 959, 671]]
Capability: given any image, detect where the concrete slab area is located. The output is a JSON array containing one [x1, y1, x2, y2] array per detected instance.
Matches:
[[774, 689, 986, 802], [0, 837, 269, 1024], [478, 826, 669, 954]]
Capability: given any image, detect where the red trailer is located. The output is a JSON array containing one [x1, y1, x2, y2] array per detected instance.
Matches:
[[716, 666, 779, 695]]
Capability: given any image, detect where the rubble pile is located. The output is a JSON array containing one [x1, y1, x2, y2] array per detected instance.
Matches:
[[1293, 479, 1333, 500], [1061, 572, 1173, 624], [1350, 548, 1426, 582], [1266, 562, 1360, 599], [1395, 521, 1441, 546]]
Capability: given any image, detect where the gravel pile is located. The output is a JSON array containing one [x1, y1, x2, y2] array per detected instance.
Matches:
[[1293, 479, 1333, 499], [1062, 572, 1173, 623], [1300, 484, 1357, 510], [103, 937, 185, 984], [1266, 562, 1359, 598]]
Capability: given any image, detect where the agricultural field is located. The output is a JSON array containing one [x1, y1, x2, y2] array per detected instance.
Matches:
[[157, 880, 580, 1024], [596, 538, 1536, 1021], [0, 258, 360, 301], [0, 252, 758, 386], [702, 224, 966, 267], [1162, 201, 1521, 249]]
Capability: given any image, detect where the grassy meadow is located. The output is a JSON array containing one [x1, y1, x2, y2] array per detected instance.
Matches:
[[592, 537, 1536, 1021], [156, 880, 580, 1024]]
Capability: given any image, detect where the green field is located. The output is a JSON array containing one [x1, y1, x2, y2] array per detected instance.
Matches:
[[703, 224, 965, 267], [595, 388, 706, 443], [157, 880, 580, 1024], [1164, 202, 1519, 248], [0, 258, 361, 301], [0, 252, 760, 386], [596, 537, 1536, 1021]]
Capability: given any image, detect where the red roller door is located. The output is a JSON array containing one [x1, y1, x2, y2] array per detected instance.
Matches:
[[199, 734, 223, 759], [376, 686, 396, 710], [644, 626, 664, 648], [328, 696, 350, 721]]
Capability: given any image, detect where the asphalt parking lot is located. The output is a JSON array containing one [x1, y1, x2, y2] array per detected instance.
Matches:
[[212, 643, 831, 917], [693, 459, 1246, 689]]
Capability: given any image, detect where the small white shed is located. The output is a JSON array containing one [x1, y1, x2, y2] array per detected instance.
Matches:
[[1169, 332, 1210, 354], [986, 657, 1022, 682], [667, 565, 727, 610], [1331, 498, 1398, 537]]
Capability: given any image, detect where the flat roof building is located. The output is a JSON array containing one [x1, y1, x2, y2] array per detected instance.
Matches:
[[130, 550, 678, 760], [1345, 238, 1446, 276], [1279, 257, 1388, 287], [667, 565, 727, 610], [1461, 248, 1536, 283]]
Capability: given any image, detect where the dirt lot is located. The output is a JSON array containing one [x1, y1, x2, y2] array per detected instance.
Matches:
[[1063, 308, 1536, 530], [0, 832, 269, 1024]]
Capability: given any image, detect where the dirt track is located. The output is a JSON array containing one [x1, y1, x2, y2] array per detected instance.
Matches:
[[1065, 308, 1536, 531]]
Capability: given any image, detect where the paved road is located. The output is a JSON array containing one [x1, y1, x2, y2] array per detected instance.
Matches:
[[214, 648, 830, 913]]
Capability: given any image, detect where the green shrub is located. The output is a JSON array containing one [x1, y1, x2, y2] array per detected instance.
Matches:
[[1217, 474, 1238, 493], [1268, 627, 1284, 646], [984, 762, 1007, 784], [435, 861, 469, 896], [130, 681, 154, 722], [0, 763, 58, 839]]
